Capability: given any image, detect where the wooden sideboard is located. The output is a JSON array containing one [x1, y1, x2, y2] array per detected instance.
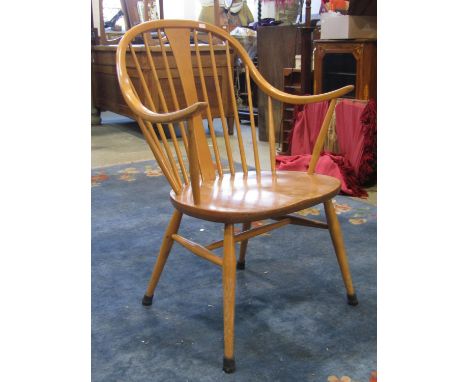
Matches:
[[313, 39, 376, 100], [92, 44, 234, 130]]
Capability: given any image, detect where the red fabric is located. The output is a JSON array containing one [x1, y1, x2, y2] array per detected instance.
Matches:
[[335, 99, 377, 186], [335, 99, 367, 173], [289, 102, 329, 156], [276, 154, 367, 197], [278, 98, 377, 197], [358, 99, 377, 185], [276, 154, 311, 172]]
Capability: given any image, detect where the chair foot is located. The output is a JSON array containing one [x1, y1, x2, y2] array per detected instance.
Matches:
[[236, 261, 245, 270], [347, 293, 359, 306], [142, 294, 154, 306], [223, 357, 236, 373]]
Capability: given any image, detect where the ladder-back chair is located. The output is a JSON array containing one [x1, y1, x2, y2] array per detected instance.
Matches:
[[116, 19, 357, 373]]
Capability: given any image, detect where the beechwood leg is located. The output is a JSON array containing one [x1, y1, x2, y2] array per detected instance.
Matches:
[[237, 222, 251, 270], [142, 210, 183, 306], [323, 200, 358, 306], [222, 223, 237, 373]]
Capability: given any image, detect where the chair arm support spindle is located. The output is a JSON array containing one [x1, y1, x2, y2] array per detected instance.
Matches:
[[186, 117, 202, 204]]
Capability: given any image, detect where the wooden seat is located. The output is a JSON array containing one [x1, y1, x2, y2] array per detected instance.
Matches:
[[116, 19, 357, 374], [171, 171, 341, 223]]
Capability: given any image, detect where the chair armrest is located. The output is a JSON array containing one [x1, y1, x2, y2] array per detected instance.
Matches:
[[116, 41, 207, 124], [120, 78, 208, 123], [258, 84, 354, 105], [133, 100, 208, 124]]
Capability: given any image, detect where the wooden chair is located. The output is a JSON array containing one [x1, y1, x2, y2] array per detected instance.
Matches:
[[116, 19, 357, 373]]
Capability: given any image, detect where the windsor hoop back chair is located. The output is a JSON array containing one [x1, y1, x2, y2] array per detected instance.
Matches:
[[116, 19, 357, 373]]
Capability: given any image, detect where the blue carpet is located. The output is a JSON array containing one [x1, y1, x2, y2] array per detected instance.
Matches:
[[92, 160, 376, 382]]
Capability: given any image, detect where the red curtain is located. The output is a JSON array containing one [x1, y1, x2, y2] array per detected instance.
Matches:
[[276, 99, 377, 197]]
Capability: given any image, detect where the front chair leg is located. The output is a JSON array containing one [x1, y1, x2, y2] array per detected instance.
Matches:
[[142, 210, 183, 306], [222, 223, 237, 373], [237, 222, 251, 270], [323, 200, 358, 306]]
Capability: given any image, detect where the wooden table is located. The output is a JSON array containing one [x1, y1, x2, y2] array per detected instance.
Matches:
[[92, 44, 234, 130]]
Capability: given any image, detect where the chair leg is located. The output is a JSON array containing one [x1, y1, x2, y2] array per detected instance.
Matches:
[[222, 223, 237, 373], [237, 222, 251, 270], [142, 210, 183, 306], [323, 200, 358, 306]]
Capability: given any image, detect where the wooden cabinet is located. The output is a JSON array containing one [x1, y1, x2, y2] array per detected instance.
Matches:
[[92, 44, 233, 123], [257, 25, 302, 142], [313, 39, 376, 100]]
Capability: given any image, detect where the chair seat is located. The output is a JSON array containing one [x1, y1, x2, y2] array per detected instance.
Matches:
[[170, 171, 341, 223]]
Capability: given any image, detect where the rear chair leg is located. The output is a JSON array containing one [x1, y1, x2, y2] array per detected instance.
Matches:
[[323, 200, 358, 306], [222, 223, 237, 373], [142, 210, 183, 306], [237, 222, 251, 270]]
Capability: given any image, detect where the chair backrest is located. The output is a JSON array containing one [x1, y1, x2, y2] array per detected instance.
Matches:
[[116, 20, 353, 203]]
